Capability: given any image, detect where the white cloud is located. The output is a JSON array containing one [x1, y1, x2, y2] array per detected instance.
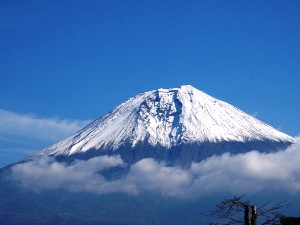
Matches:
[[10, 155, 137, 194], [126, 159, 192, 196], [0, 109, 92, 142], [9, 141, 300, 198], [187, 147, 300, 195]]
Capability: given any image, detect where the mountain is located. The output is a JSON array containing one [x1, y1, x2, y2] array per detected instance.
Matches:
[[31, 85, 295, 166], [0, 85, 298, 225]]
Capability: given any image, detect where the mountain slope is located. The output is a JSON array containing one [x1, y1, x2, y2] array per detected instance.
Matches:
[[33, 85, 295, 164]]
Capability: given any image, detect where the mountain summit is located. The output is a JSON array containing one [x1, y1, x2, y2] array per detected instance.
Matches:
[[35, 85, 295, 164]]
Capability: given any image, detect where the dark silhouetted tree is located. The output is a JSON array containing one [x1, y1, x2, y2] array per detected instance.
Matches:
[[208, 195, 290, 225], [280, 216, 300, 225]]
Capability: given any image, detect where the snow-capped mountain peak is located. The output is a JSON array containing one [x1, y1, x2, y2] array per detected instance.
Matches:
[[38, 85, 296, 157]]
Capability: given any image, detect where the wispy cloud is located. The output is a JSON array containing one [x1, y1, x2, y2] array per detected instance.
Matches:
[[9, 142, 300, 198], [0, 109, 92, 142], [10, 155, 136, 194], [0, 108, 92, 167]]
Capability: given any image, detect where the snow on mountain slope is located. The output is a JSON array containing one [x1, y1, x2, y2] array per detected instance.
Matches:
[[36, 85, 296, 157]]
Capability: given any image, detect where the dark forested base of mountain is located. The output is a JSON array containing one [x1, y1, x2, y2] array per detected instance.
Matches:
[[1, 173, 299, 225], [0, 173, 211, 225], [0, 187, 216, 225]]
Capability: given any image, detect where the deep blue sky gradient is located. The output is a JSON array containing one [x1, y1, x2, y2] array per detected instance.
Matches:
[[0, 1, 299, 166]]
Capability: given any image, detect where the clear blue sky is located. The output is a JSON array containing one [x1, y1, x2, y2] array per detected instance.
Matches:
[[0, 1, 299, 167]]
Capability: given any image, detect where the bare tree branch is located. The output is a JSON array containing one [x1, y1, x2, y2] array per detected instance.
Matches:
[[208, 194, 290, 225]]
